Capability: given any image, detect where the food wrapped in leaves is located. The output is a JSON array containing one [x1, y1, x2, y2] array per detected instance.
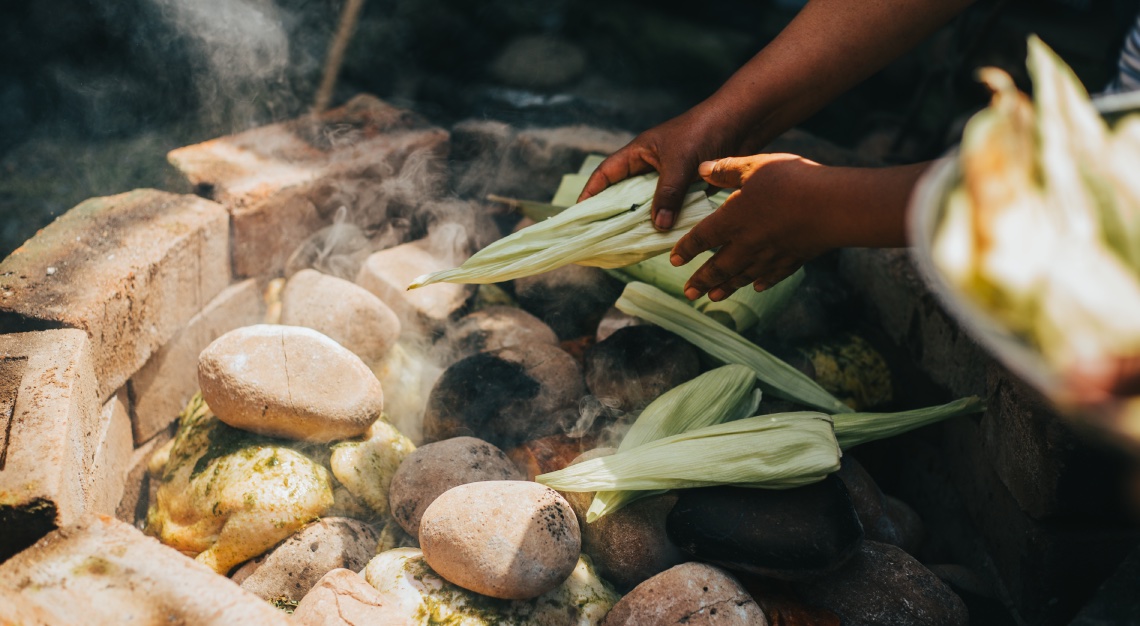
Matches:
[[932, 36, 1140, 379], [409, 174, 712, 288]]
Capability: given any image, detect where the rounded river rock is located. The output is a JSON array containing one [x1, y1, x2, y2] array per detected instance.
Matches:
[[603, 562, 768, 625], [199, 324, 384, 442], [280, 269, 401, 366], [419, 480, 581, 600], [388, 436, 523, 538]]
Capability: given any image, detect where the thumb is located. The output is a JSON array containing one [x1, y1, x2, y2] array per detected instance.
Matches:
[[698, 156, 756, 189]]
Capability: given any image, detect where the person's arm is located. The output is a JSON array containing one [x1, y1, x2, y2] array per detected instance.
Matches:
[[579, 0, 975, 230], [670, 154, 930, 302]]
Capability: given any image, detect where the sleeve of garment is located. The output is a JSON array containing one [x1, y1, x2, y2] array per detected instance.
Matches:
[[1105, 14, 1140, 94]]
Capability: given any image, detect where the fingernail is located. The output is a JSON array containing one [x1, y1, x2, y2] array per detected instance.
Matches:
[[669, 254, 684, 267], [709, 289, 725, 301], [684, 287, 702, 301], [654, 210, 674, 230], [698, 161, 715, 177]]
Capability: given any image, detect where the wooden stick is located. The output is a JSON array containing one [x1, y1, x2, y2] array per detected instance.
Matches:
[[313, 0, 366, 114]]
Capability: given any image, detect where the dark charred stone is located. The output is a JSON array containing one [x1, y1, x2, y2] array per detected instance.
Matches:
[[439, 306, 558, 365], [422, 343, 585, 450], [580, 492, 688, 592], [792, 541, 969, 626], [513, 265, 624, 340], [835, 456, 924, 555], [666, 478, 864, 580], [584, 325, 701, 413]]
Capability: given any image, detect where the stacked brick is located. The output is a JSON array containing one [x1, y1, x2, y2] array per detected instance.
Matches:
[[839, 245, 1140, 626], [0, 95, 1130, 626], [0, 95, 454, 623]]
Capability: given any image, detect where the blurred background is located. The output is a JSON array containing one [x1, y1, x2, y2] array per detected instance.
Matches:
[[0, 0, 1133, 258]]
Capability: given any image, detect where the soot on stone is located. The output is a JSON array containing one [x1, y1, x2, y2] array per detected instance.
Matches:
[[666, 476, 864, 580], [584, 325, 700, 413], [422, 343, 585, 450]]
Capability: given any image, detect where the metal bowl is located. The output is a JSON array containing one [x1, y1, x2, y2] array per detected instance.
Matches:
[[907, 91, 1140, 448]]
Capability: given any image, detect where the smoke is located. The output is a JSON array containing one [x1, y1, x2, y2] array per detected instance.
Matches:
[[373, 337, 442, 445], [137, 0, 327, 132], [284, 206, 371, 281], [566, 394, 630, 444]]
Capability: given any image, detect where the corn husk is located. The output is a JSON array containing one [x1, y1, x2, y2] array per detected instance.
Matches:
[[833, 396, 985, 449], [611, 254, 805, 332], [586, 364, 760, 521], [409, 174, 712, 288], [537, 412, 841, 492], [615, 281, 852, 414], [550, 156, 606, 207], [709, 188, 732, 206], [540, 397, 983, 514], [933, 37, 1140, 375], [551, 174, 593, 208]]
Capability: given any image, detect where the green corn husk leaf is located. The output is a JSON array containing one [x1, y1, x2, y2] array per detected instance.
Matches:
[[550, 154, 608, 209], [409, 174, 712, 288], [518, 201, 563, 222], [587, 364, 760, 521], [578, 154, 607, 176], [616, 282, 852, 414], [609, 254, 805, 333], [537, 412, 840, 492], [552, 173, 593, 208], [701, 266, 803, 332], [709, 188, 733, 206], [833, 396, 985, 449]]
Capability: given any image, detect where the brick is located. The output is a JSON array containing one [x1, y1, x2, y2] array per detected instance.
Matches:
[[449, 119, 632, 201], [87, 388, 133, 517], [357, 238, 474, 332], [115, 431, 170, 526], [128, 279, 264, 443], [0, 329, 100, 562], [936, 417, 1137, 625], [0, 189, 231, 401], [838, 247, 1130, 519], [169, 95, 450, 278], [878, 428, 1135, 626], [510, 126, 634, 194], [0, 514, 291, 625], [838, 248, 987, 398]]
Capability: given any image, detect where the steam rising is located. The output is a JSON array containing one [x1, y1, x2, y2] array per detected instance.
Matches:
[[285, 206, 371, 281], [142, 0, 319, 130]]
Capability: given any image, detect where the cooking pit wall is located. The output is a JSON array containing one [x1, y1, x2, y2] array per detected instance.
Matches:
[[0, 96, 1137, 626]]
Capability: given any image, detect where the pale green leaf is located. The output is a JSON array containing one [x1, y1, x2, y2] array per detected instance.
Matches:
[[615, 281, 852, 413]]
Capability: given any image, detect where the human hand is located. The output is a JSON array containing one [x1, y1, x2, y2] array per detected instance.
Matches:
[[577, 101, 764, 231], [671, 154, 840, 302], [672, 154, 920, 302]]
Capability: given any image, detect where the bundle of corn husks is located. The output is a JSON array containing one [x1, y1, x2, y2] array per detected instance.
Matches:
[[932, 37, 1140, 392], [608, 253, 805, 333], [537, 360, 982, 521], [409, 175, 713, 288]]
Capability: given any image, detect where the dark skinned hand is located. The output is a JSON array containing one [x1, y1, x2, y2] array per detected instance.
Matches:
[[672, 154, 834, 302], [576, 102, 765, 231], [672, 154, 925, 302]]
